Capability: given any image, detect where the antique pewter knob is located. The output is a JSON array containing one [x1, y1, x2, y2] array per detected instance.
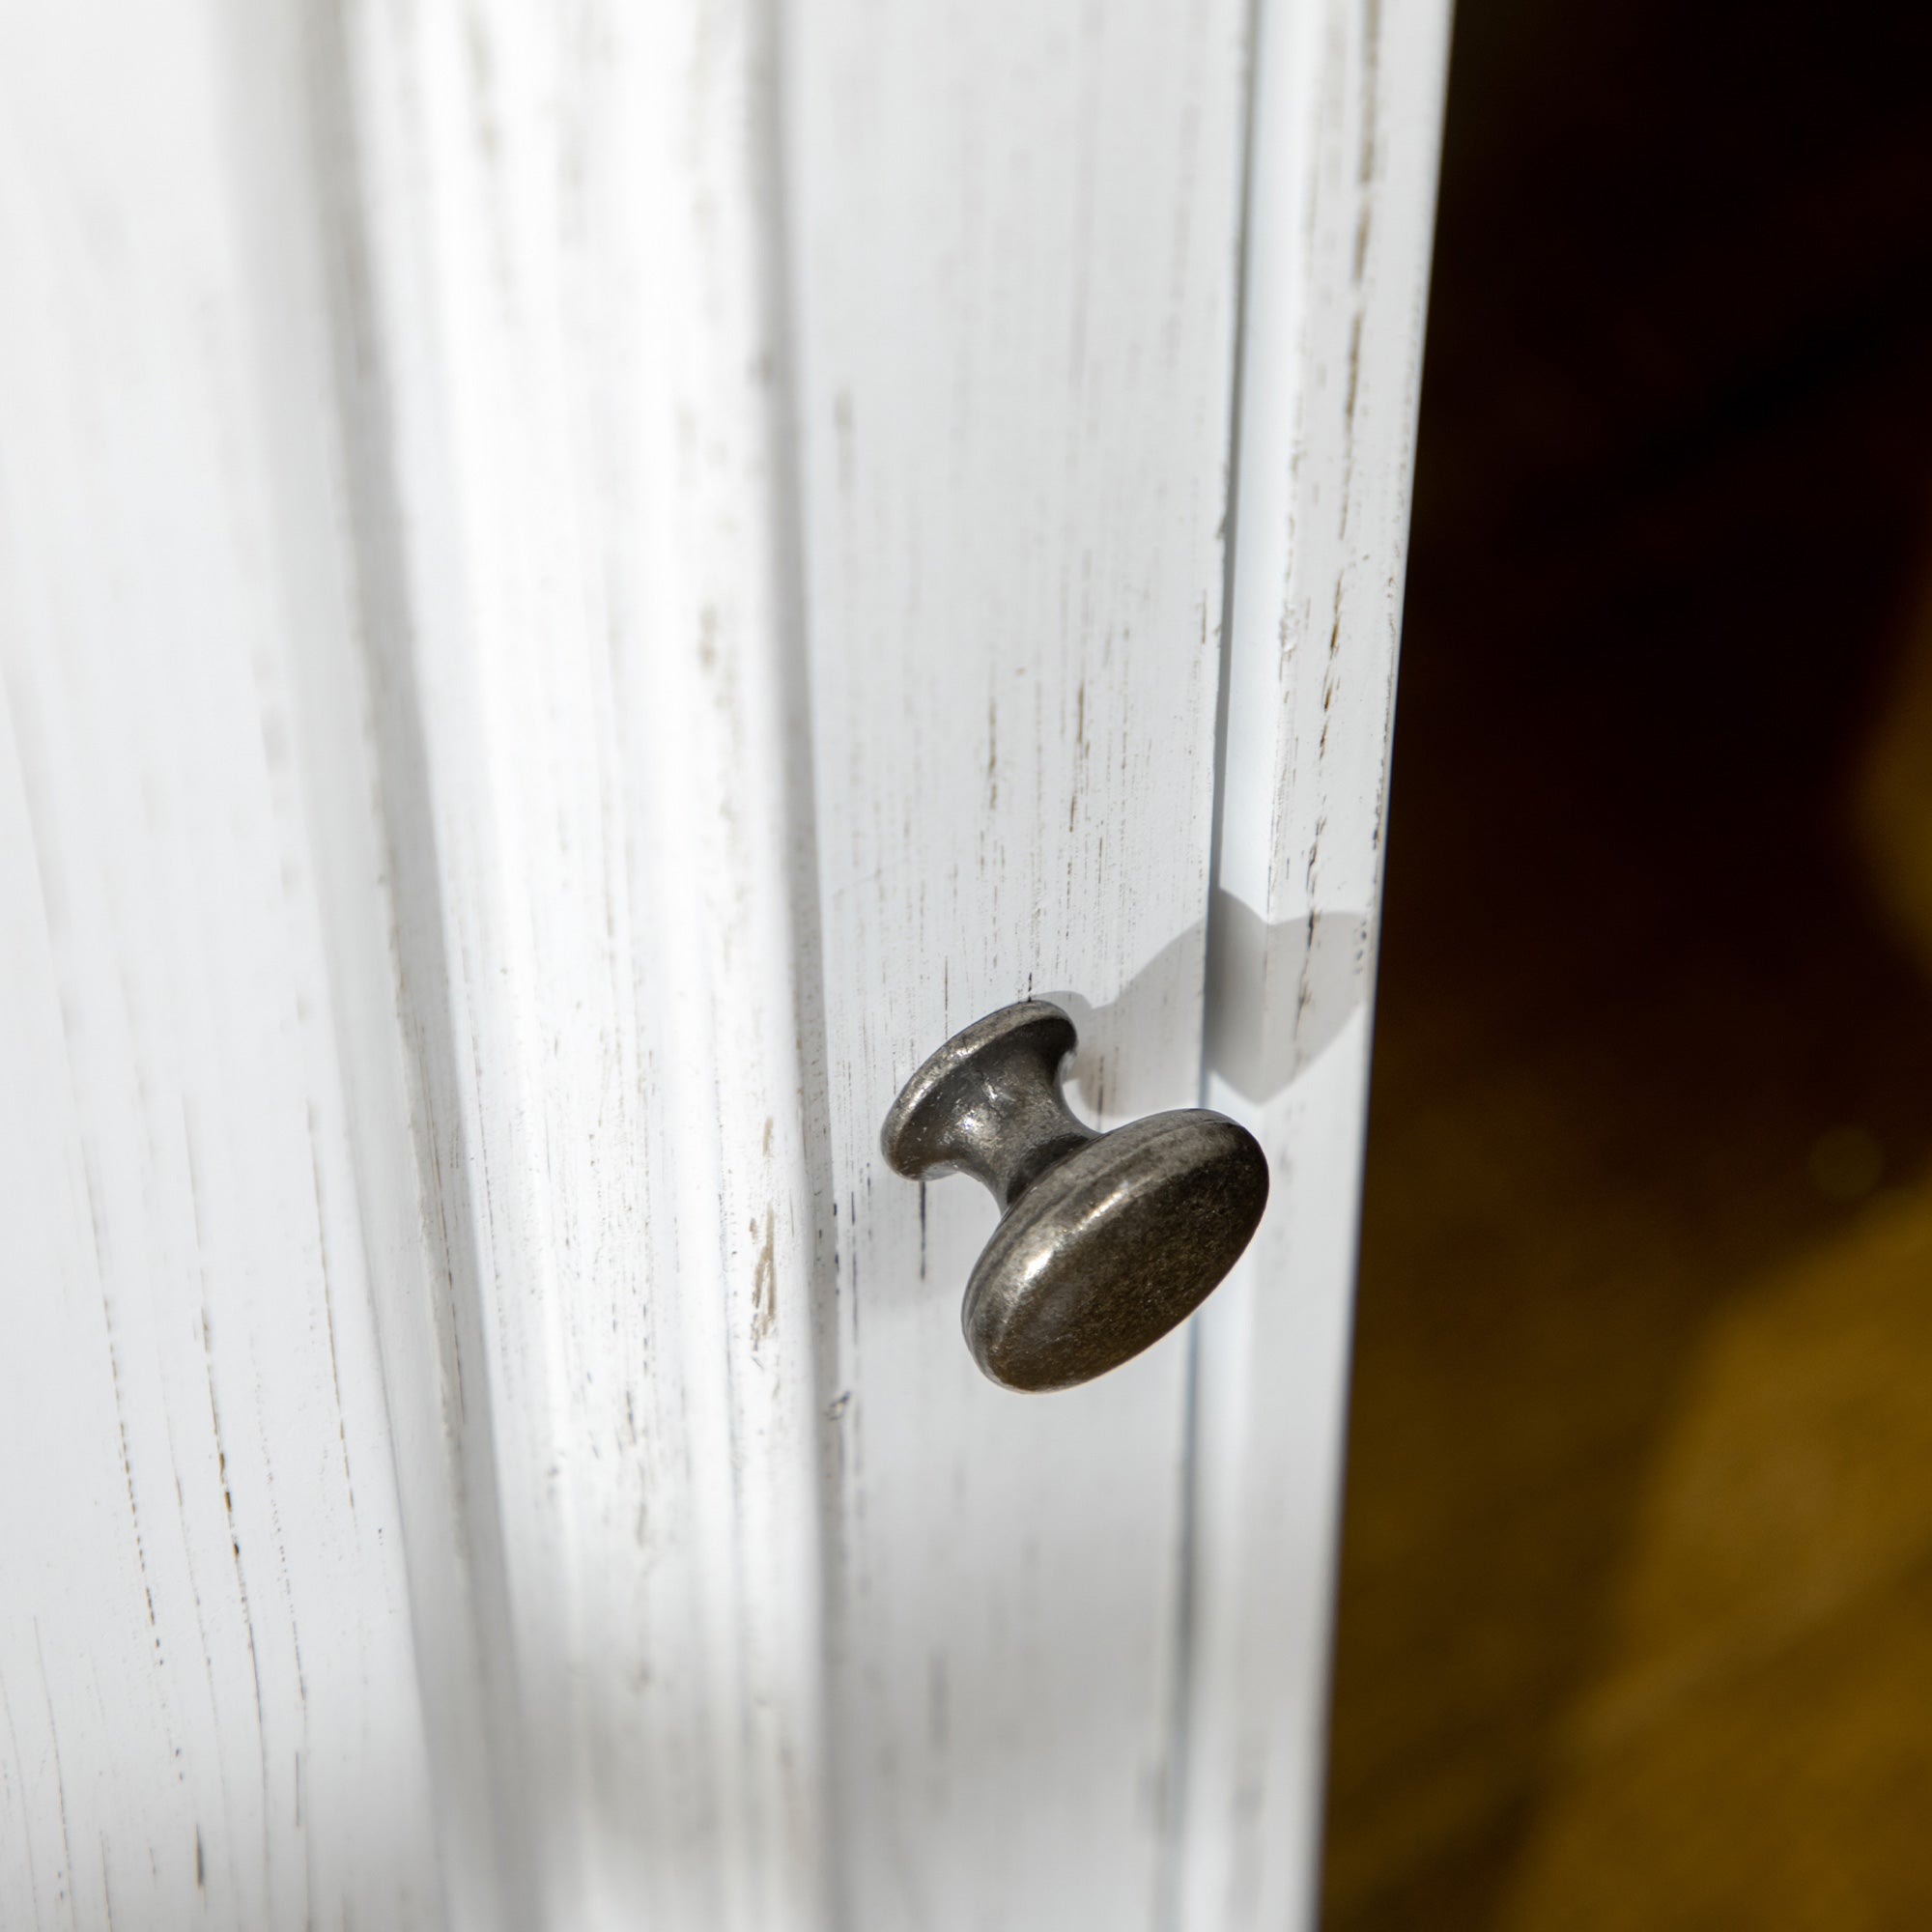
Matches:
[[880, 999, 1269, 1392]]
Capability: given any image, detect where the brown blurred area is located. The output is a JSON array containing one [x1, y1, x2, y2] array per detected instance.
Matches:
[[1322, 1, 1932, 1926]]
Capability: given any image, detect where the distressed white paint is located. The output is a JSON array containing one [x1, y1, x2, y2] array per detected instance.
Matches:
[[0, 2, 442, 1923], [327, 0, 834, 1926], [1, 0, 1444, 1923], [782, 3, 1253, 1926], [1185, 0, 1452, 1925]]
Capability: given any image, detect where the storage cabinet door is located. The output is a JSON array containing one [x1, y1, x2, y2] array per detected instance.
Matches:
[[0, 0, 1446, 1926], [788, 8, 1246, 1924]]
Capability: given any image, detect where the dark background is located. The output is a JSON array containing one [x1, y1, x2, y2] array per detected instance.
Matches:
[[1323, 0, 1932, 1924]]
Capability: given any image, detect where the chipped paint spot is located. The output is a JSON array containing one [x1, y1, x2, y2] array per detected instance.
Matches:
[[751, 1208, 778, 1344]]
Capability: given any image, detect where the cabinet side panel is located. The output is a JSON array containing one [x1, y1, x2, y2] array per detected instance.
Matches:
[[1186, 0, 1453, 1925]]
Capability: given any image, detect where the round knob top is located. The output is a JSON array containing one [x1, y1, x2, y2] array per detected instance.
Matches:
[[881, 1000, 1269, 1392]]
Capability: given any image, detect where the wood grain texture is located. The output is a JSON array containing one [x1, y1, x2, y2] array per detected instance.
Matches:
[[1, 0, 1443, 1919], [327, 0, 834, 1924], [1182, 0, 1452, 1925], [0, 3, 443, 1923], [782, 1, 1251, 1923]]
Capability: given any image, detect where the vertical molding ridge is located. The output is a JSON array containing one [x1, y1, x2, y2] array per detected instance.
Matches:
[[757, 0, 849, 1920], [1170, 0, 1270, 1918], [297, 4, 539, 1925], [299, 0, 836, 1922]]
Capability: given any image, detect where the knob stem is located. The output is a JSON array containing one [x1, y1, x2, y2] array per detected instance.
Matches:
[[881, 1002, 1096, 1209]]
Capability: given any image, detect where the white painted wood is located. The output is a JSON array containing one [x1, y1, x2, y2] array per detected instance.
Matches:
[[1183, 0, 1452, 1924], [320, 0, 1260, 1920], [5, 0, 837, 1920], [325, 1, 834, 1925], [782, 2, 1252, 1924], [0, 4, 444, 1923], [1, 0, 1445, 1923]]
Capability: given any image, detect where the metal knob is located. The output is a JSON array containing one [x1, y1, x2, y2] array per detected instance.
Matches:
[[880, 1000, 1269, 1391]]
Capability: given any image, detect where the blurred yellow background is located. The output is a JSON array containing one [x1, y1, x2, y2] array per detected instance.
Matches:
[[1322, 1, 1932, 1924]]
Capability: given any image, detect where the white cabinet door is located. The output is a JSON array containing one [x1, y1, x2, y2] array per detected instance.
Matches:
[[0, 1, 1446, 1926]]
